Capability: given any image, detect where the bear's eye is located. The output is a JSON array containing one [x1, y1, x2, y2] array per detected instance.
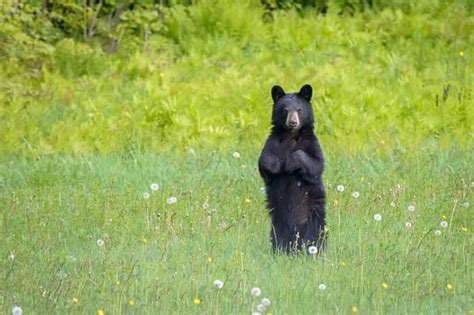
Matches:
[[297, 108, 302, 113], [283, 109, 288, 115]]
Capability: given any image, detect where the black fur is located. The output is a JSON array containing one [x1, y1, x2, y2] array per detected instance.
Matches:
[[259, 84, 326, 254]]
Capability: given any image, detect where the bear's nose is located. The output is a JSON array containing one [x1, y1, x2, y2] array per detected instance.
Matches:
[[289, 121, 298, 127]]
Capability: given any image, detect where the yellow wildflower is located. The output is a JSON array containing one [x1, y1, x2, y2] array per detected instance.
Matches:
[[72, 297, 79, 304], [207, 257, 212, 263], [97, 310, 105, 315], [245, 198, 251, 203], [128, 300, 135, 306], [447, 283, 453, 290], [462, 227, 468, 232], [382, 283, 389, 289], [193, 298, 201, 305], [143, 238, 148, 245], [441, 214, 447, 220], [459, 51, 464, 57], [352, 305, 359, 313]]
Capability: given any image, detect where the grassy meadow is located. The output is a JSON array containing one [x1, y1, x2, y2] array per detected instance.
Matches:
[[1, 0, 473, 314]]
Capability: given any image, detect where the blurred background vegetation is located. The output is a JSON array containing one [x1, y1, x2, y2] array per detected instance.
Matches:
[[0, 0, 472, 155]]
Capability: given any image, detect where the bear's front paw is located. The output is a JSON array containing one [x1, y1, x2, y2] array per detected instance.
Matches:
[[260, 154, 281, 174], [284, 150, 308, 173]]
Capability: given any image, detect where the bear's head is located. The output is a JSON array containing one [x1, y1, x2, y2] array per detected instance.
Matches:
[[270, 84, 314, 132]]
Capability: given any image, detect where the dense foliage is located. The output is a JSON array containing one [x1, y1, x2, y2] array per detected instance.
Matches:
[[0, 0, 472, 155]]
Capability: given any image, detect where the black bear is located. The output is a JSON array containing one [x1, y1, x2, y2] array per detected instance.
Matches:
[[258, 84, 326, 254]]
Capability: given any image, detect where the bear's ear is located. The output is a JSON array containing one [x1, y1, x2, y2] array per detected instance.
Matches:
[[271, 85, 286, 103], [299, 84, 313, 101]]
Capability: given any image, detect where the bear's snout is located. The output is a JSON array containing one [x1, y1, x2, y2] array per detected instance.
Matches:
[[286, 110, 300, 130]]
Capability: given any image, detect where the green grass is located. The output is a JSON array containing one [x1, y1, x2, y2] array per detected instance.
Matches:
[[1, 149, 472, 314], [1, 1, 472, 155]]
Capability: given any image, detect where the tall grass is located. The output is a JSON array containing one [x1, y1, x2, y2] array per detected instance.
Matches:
[[1, 1, 472, 155]]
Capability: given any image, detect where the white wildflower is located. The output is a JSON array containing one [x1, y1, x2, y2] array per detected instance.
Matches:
[[351, 191, 360, 198], [440, 221, 448, 228], [150, 183, 159, 191], [12, 306, 22, 315], [374, 213, 382, 221], [336, 185, 345, 192], [434, 230, 442, 236], [319, 283, 327, 291], [256, 304, 266, 312], [407, 205, 415, 212], [261, 298, 271, 307], [463, 201, 470, 208], [308, 246, 318, 255], [167, 196, 177, 204], [251, 287, 261, 297], [405, 222, 412, 229], [232, 152, 241, 158], [213, 279, 224, 289], [143, 192, 150, 199], [96, 239, 105, 247]]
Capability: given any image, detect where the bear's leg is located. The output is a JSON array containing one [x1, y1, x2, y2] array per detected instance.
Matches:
[[270, 222, 293, 254], [302, 220, 327, 253]]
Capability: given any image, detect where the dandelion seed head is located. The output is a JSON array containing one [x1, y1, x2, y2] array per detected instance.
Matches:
[[96, 239, 104, 247], [8, 253, 15, 261], [256, 304, 266, 312], [336, 185, 345, 192], [318, 283, 326, 291], [373, 213, 382, 221], [463, 201, 470, 208], [213, 279, 224, 289], [440, 221, 448, 228], [167, 196, 177, 204], [434, 230, 442, 236], [405, 222, 412, 229], [261, 298, 271, 307], [12, 306, 23, 315], [143, 192, 150, 199], [351, 191, 360, 198], [308, 246, 318, 255], [251, 287, 262, 297], [407, 205, 415, 212], [203, 201, 209, 209], [150, 183, 159, 191], [232, 152, 241, 158]]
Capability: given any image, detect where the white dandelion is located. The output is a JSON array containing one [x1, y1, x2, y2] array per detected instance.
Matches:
[[336, 185, 345, 192], [308, 246, 318, 255], [232, 151, 241, 158], [351, 191, 360, 198], [213, 279, 224, 289], [256, 304, 266, 312], [150, 183, 159, 191], [463, 201, 470, 208], [440, 221, 448, 228], [143, 192, 150, 199], [405, 222, 412, 229], [96, 239, 105, 247], [251, 287, 261, 297], [252, 313, 262, 315], [407, 204, 415, 212], [434, 230, 442, 236], [8, 253, 15, 261], [167, 196, 177, 204], [261, 298, 271, 307], [203, 201, 209, 209], [374, 213, 382, 221], [319, 283, 327, 291], [12, 306, 22, 315]]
